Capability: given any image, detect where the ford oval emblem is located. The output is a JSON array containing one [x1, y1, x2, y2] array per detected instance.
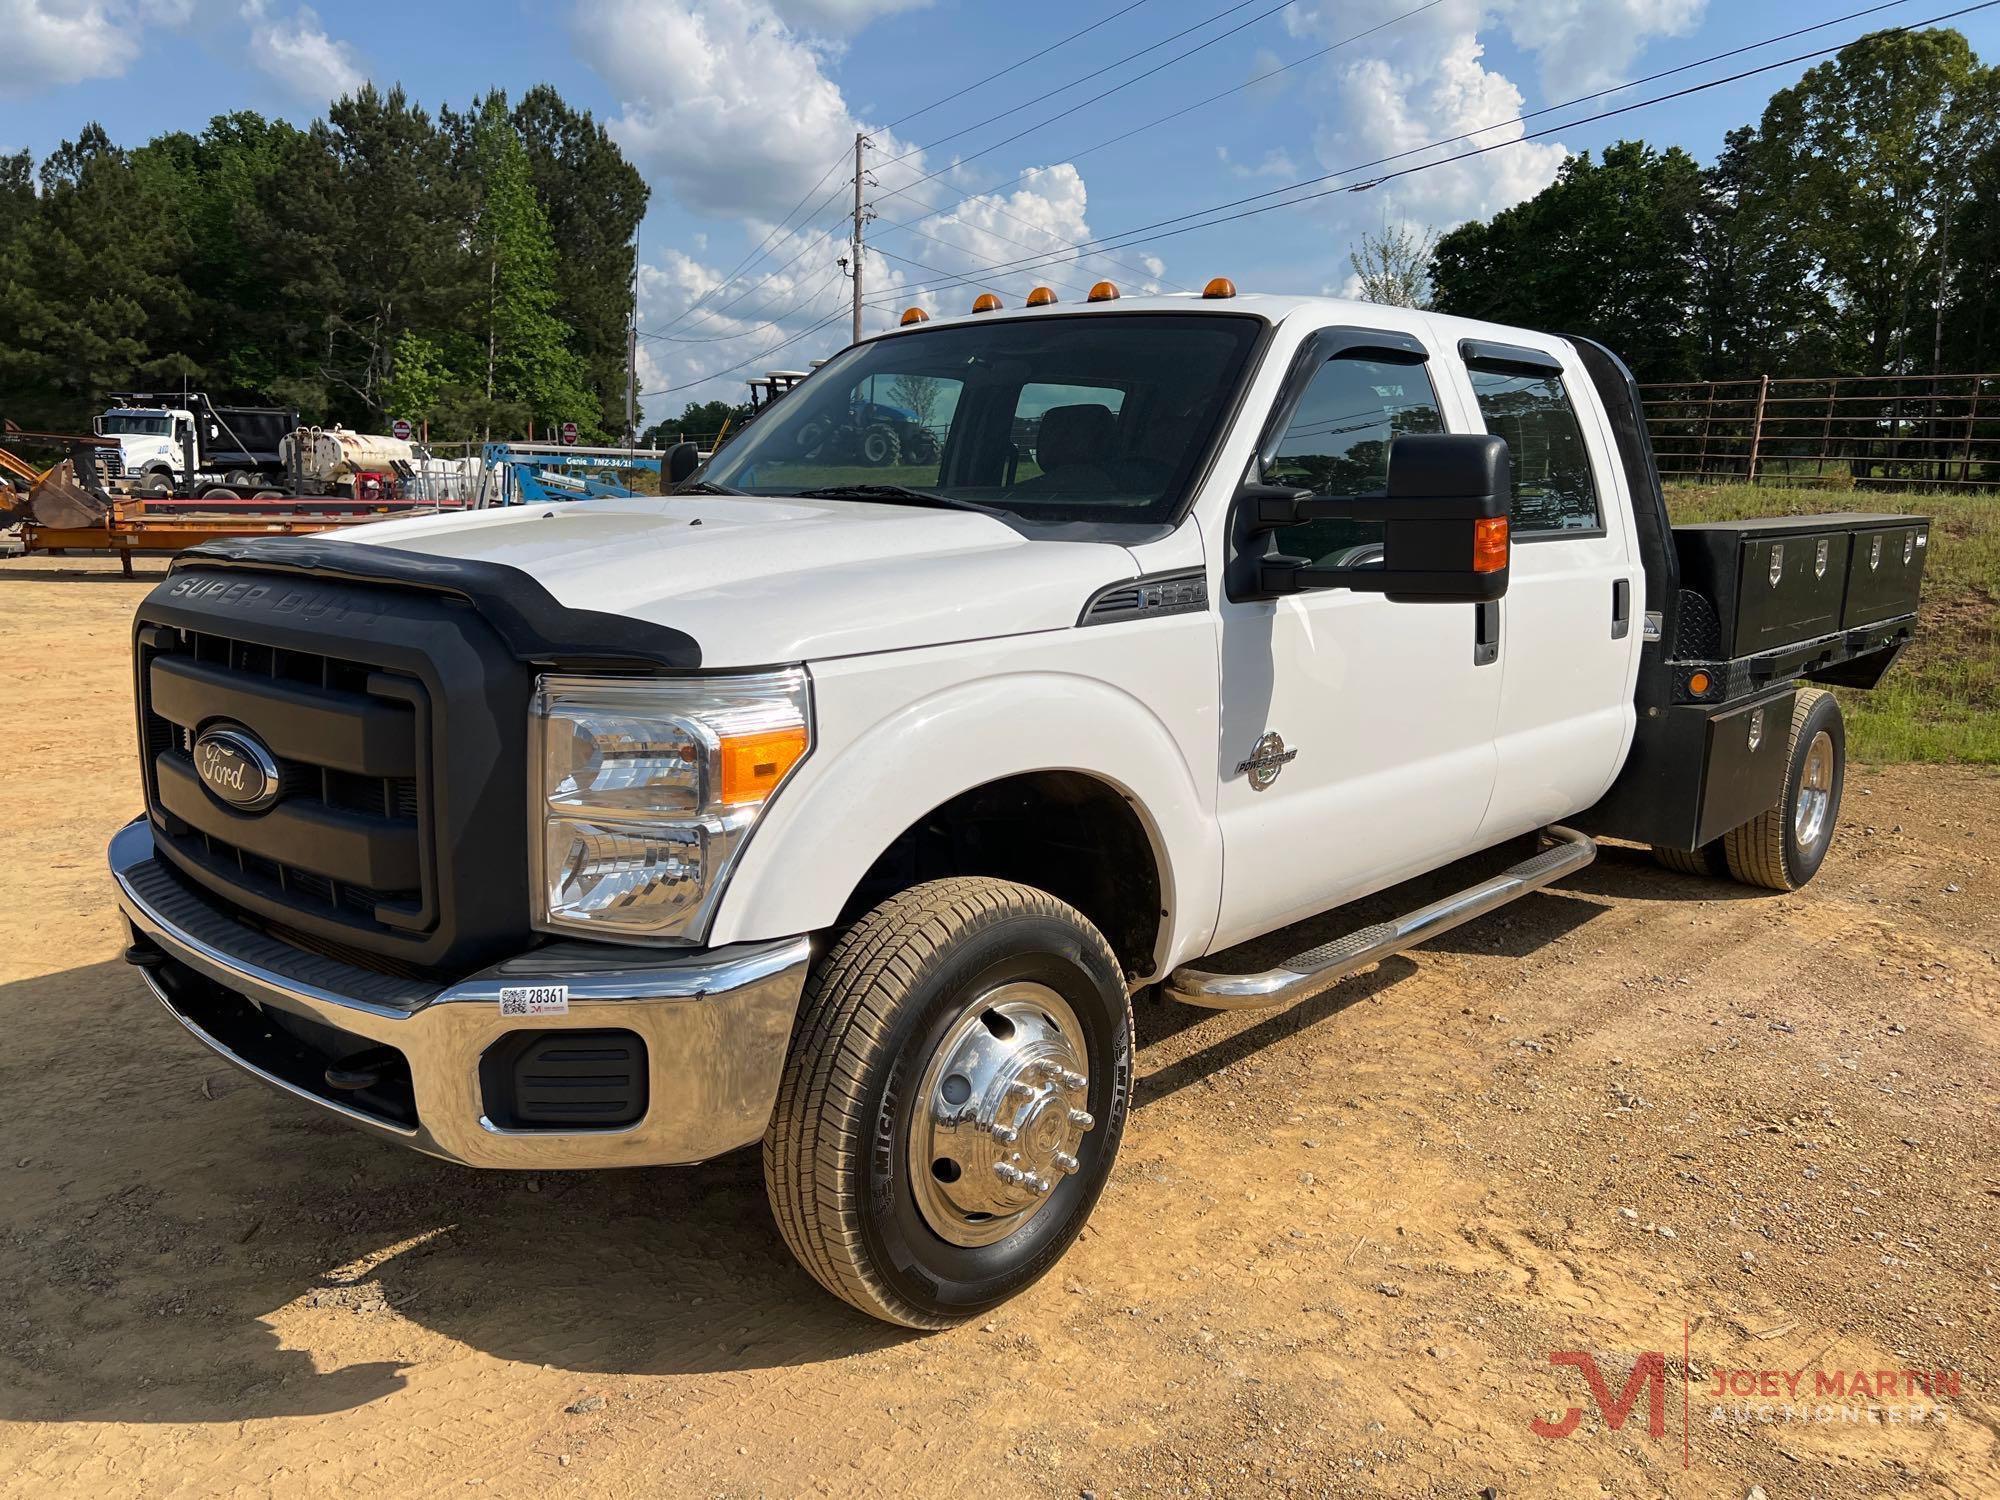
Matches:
[[192, 725, 282, 813]]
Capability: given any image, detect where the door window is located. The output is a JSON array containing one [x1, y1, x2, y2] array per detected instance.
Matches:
[[1467, 370, 1601, 534], [1263, 356, 1444, 564]]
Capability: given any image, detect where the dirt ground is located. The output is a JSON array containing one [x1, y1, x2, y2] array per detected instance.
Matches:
[[0, 553, 1995, 1499]]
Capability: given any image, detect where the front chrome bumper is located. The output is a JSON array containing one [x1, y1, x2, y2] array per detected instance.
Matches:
[[109, 819, 810, 1169]]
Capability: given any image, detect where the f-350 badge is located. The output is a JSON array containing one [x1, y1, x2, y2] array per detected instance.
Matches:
[[1237, 731, 1298, 791]]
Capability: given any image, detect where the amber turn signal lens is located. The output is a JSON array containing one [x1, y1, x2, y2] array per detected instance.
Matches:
[[1026, 285, 1058, 306], [1687, 671, 1712, 697], [719, 725, 810, 804], [1472, 516, 1509, 574], [1086, 280, 1120, 302], [1202, 276, 1237, 299], [971, 292, 1003, 313], [899, 306, 929, 325]]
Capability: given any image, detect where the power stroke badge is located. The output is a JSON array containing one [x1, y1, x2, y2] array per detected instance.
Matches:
[[1237, 732, 1298, 791]]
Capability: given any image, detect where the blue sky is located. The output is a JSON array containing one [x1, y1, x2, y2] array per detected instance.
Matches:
[[5, 0, 1997, 421]]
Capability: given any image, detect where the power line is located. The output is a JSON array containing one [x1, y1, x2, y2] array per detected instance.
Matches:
[[641, 1, 1192, 340], [643, 199, 852, 343], [869, 0, 1439, 240], [645, 147, 852, 339], [651, 261, 850, 346], [645, 0, 1985, 398], [870, 0, 1300, 214], [866, 0, 1444, 286], [882, 0, 1162, 131], [852, 0, 1988, 303]]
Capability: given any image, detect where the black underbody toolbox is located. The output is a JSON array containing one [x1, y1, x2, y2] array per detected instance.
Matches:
[[1581, 512, 1926, 851], [1671, 513, 1928, 657]]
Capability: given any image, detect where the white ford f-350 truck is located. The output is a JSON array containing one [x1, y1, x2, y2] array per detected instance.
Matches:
[[110, 287, 1926, 1327]]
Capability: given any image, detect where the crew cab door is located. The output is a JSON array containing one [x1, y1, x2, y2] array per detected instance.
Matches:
[[1206, 326, 1502, 951], [1437, 335, 1644, 842]]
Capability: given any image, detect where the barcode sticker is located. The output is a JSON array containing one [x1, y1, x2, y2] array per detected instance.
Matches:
[[499, 984, 569, 1017]]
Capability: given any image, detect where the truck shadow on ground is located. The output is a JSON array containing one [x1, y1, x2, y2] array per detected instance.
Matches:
[[0, 842, 1627, 1424]]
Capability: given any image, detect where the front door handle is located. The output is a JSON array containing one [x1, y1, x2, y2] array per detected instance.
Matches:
[[1611, 578, 1632, 639], [1474, 600, 1500, 665]]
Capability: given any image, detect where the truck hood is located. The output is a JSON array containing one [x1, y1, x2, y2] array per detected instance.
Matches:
[[341, 495, 1138, 666]]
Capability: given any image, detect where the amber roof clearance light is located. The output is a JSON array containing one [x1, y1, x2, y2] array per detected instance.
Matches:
[[971, 293, 1003, 313], [899, 306, 930, 326], [1202, 277, 1237, 299], [1026, 286, 1058, 306], [1086, 280, 1120, 302]]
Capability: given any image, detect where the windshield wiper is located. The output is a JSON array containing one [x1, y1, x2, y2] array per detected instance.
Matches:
[[673, 479, 744, 495], [792, 483, 1005, 518]]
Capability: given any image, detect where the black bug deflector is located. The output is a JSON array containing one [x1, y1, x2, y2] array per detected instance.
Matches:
[[173, 535, 703, 672]]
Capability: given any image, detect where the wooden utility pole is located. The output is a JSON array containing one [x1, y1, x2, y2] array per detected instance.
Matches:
[[625, 258, 639, 450], [851, 132, 867, 346]]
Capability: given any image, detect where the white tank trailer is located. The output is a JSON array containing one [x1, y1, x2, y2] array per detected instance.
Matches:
[[280, 426, 417, 496]]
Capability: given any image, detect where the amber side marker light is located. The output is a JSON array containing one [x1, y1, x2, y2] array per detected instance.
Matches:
[[1202, 277, 1237, 299], [1026, 285, 1058, 306], [1087, 280, 1121, 302], [899, 306, 930, 325], [720, 725, 810, 805], [971, 292, 1003, 313], [1687, 670, 1713, 698], [1472, 516, 1509, 573]]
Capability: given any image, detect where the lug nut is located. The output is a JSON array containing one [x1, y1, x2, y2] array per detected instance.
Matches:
[[1067, 1108, 1094, 1130], [988, 1123, 1018, 1145], [992, 1162, 1024, 1185], [1050, 1150, 1080, 1175], [1056, 1069, 1086, 1091]]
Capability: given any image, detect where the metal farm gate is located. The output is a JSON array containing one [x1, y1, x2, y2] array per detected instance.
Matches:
[[1639, 373, 2000, 489]]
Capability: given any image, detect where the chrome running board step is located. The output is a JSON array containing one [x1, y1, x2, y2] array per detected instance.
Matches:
[[1164, 825, 1597, 1012]]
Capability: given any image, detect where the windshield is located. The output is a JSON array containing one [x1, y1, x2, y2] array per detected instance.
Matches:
[[100, 412, 174, 437], [699, 312, 1263, 537]]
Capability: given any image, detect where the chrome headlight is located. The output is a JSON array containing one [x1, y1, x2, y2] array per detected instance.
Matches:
[[529, 669, 811, 941]]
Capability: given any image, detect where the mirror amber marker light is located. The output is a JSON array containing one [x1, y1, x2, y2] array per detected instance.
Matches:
[[1473, 517, 1509, 573]]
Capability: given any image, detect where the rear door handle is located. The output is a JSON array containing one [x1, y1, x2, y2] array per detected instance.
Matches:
[[1611, 578, 1632, 639], [1474, 600, 1500, 665]]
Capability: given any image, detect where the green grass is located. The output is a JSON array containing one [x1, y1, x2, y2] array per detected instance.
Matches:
[[1664, 484, 2000, 764]]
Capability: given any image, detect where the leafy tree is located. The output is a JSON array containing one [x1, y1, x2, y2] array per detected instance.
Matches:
[[641, 399, 750, 446], [1348, 225, 1437, 308], [469, 94, 598, 439], [0, 125, 189, 428], [886, 374, 945, 430], [1432, 141, 1707, 381], [379, 331, 451, 426], [514, 85, 647, 434], [1746, 26, 1990, 374]]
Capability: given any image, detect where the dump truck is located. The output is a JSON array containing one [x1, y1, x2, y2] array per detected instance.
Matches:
[[109, 284, 1923, 1329], [96, 393, 298, 495]]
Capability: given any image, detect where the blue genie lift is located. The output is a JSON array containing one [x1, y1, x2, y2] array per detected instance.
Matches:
[[476, 443, 692, 507]]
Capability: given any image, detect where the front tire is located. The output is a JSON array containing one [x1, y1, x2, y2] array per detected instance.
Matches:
[[1722, 687, 1845, 891], [763, 878, 1133, 1328]]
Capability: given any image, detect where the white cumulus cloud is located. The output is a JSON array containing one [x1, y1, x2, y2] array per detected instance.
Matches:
[[240, 0, 366, 102], [1283, 0, 1706, 246], [585, 0, 1153, 407], [0, 0, 189, 95]]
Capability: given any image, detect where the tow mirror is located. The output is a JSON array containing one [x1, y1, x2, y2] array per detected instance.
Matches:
[[1234, 433, 1511, 604], [663, 441, 701, 486]]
